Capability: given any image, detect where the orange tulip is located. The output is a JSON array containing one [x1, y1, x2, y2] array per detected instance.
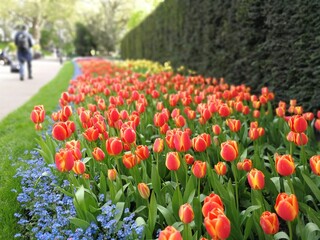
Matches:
[[184, 154, 194, 165], [137, 183, 150, 199], [65, 140, 82, 160], [220, 140, 238, 162], [314, 119, 320, 131], [237, 159, 252, 172], [204, 208, 231, 240], [288, 115, 308, 133], [52, 122, 73, 141], [92, 147, 105, 161], [165, 152, 180, 171], [309, 155, 320, 176], [212, 124, 221, 135], [55, 148, 74, 172], [202, 193, 224, 217], [179, 203, 194, 224], [275, 107, 285, 118], [83, 126, 99, 142], [158, 226, 182, 240], [260, 211, 279, 235], [173, 130, 191, 152], [214, 162, 227, 176], [275, 154, 295, 176], [174, 115, 186, 128], [192, 161, 207, 178], [106, 137, 123, 155], [30, 105, 45, 124], [274, 193, 299, 221], [153, 112, 168, 127], [72, 161, 86, 175], [293, 132, 308, 146], [107, 169, 117, 181], [135, 145, 150, 161], [247, 168, 265, 190], [226, 118, 241, 132], [153, 138, 164, 153], [122, 152, 137, 169], [192, 135, 208, 152]]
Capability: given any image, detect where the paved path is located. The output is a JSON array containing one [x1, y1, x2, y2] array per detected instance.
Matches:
[[0, 57, 63, 121]]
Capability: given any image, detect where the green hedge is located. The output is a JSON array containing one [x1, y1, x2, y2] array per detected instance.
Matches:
[[121, 0, 320, 112]]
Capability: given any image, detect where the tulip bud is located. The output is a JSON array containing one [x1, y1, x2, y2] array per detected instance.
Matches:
[[310, 155, 320, 176], [52, 122, 72, 141], [214, 162, 227, 175], [137, 183, 150, 199], [122, 152, 137, 169], [120, 127, 136, 144], [184, 154, 194, 165], [165, 152, 180, 171], [247, 168, 265, 190], [107, 169, 117, 181], [314, 119, 320, 131], [153, 138, 164, 153], [293, 132, 308, 146], [220, 140, 238, 162], [192, 161, 207, 178], [226, 118, 241, 132], [218, 104, 231, 117], [55, 148, 74, 172], [260, 211, 279, 235], [274, 193, 299, 221], [179, 203, 194, 224], [204, 208, 231, 240], [288, 115, 308, 133], [135, 145, 150, 161], [106, 137, 123, 155], [72, 161, 86, 175], [158, 226, 182, 240], [275, 154, 295, 176], [92, 147, 105, 161], [30, 105, 45, 124], [83, 126, 99, 142], [173, 131, 191, 152], [192, 135, 208, 152], [212, 124, 221, 135], [202, 193, 224, 217]]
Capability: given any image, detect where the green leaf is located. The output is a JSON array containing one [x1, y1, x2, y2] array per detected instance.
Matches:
[[157, 204, 176, 225], [172, 186, 183, 218], [151, 164, 161, 198], [99, 171, 107, 198], [183, 176, 196, 203], [193, 197, 202, 235], [274, 231, 290, 240], [240, 205, 261, 226], [115, 202, 125, 223], [301, 173, 320, 202], [243, 216, 253, 240], [82, 157, 91, 164], [69, 217, 90, 229], [299, 202, 320, 227], [148, 192, 157, 235], [302, 222, 320, 240]]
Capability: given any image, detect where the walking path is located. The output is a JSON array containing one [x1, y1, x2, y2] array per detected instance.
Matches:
[[0, 57, 63, 121]]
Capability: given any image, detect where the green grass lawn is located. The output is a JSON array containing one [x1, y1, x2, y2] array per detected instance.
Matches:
[[0, 61, 74, 239]]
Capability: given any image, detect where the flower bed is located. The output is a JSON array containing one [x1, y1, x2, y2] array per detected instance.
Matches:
[[19, 58, 320, 239]]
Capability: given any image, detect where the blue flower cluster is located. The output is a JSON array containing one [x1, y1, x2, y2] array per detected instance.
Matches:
[[13, 149, 144, 239]]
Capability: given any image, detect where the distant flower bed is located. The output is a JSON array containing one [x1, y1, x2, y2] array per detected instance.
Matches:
[[21, 58, 320, 239]]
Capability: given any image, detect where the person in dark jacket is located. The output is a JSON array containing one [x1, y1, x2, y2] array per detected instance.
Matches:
[[14, 25, 33, 81]]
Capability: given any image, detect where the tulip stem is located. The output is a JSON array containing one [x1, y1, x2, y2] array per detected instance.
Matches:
[[300, 145, 306, 172], [286, 176, 295, 195], [287, 221, 293, 240], [231, 161, 239, 211], [197, 178, 201, 198]]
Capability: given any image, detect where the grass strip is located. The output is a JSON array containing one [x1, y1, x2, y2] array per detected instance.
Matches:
[[0, 61, 74, 239]]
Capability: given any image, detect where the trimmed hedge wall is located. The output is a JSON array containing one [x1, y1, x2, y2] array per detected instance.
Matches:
[[121, 0, 320, 112]]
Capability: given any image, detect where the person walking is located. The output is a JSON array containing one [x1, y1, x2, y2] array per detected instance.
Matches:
[[14, 25, 33, 81]]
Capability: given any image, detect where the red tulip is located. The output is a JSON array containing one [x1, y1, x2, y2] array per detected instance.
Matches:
[[137, 183, 150, 199], [293, 132, 308, 146], [30, 105, 45, 124], [83, 126, 99, 142], [314, 119, 320, 131], [192, 161, 207, 178], [72, 161, 86, 175], [52, 122, 73, 141], [214, 162, 227, 176], [107, 169, 117, 181], [237, 159, 252, 172], [135, 145, 150, 161], [153, 138, 164, 153], [106, 137, 123, 155], [226, 118, 241, 132], [212, 124, 221, 135], [55, 148, 74, 172], [65, 140, 82, 160], [192, 135, 208, 152], [122, 152, 137, 169], [220, 140, 238, 161], [179, 203, 194, 224], [165, 152, 180, 171], [120, 126, 136, 144], [202, 193, 224, 217], [204, 208, 231, 240], [247, 168, 265, 190], [173, 130, 191, 152], [288, 115, 308, 133], [260, 211, 279, 235], [218, 104, 231, 117], [158, 226, 182, 240], [275, 154, 295, 176], [92, 147, 105, 161], [184, 153, 194, 165], [310, 155, 320, 176], [274, 193, 299, 221]]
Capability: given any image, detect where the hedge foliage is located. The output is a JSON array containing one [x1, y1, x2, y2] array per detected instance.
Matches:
[[120, 0, 320, 112]]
